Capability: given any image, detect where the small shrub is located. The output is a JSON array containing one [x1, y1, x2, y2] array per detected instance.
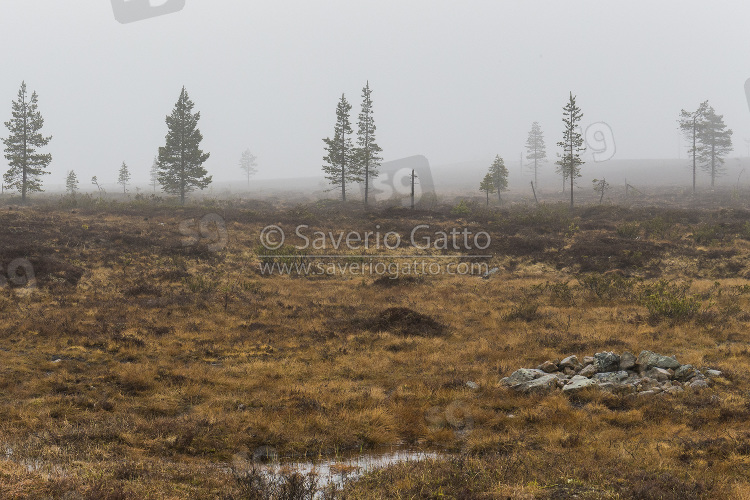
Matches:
[[639, 280, 703, 323], [692, 223, 728, 245], [255, 244, 308, 266], [184, 274, 218, 293], [451, 200, 471, 216], [641, 216, 675, 239], [504, 301, 540, 322], [616, 222, 640, 239], [530, 281, 575, 306], [578, 273, 638, 301]]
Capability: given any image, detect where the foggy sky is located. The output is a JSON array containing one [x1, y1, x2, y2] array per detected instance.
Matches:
[[2, 1, 749, 189]]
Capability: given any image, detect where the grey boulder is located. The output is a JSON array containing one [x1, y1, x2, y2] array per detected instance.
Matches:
[[593, 371, 629, 384], [562, 375, 598, 394], [619, 352, 637, 370], [511, 374, 558, 394], [501, 368, 546, 386], [636, 350, 680, 370], [673, 364, 699, 382], [579, 364, 598, 378], [645, 367, 671, 382], [594, 351, 620, 373], [559, 355, 583, 371]]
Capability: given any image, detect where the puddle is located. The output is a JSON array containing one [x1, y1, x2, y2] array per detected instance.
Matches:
[[253, 449, 443, 494]]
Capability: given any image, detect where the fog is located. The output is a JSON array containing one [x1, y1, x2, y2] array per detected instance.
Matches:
[[2, 1, 750, 190]]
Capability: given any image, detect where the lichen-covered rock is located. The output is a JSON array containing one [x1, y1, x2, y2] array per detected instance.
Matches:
[[637, 377, 661, 392], [593, 371, 629, 384], [559, 355, 583, 371], [511, 374, 558, 394], [501, 368, 546, 386], [500, 350, 725, 398], [645, 367, 671, 382], [636, 350, 680, 370], [594, 352, 620, 373], [537, 360, 558, 373], [562, 375, 597, 394], [579, 364, 598, 378], [690, 379, 709, 389], [619, 352, 637, 370], [674, 364, 699, 382]]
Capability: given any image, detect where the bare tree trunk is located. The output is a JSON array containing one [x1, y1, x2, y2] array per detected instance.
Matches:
[[692, 116, 696, 193]]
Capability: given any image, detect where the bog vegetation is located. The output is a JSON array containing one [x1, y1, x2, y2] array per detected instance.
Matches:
[[0, 194, 750, 498]]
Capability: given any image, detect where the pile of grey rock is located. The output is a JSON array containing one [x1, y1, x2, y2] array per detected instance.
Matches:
[[501, 350, 723, 396]]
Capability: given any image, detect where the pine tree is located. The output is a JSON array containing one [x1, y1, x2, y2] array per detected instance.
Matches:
[[322, 94, 357, 201], [696, 104, 733, 187], [118, 162, 131, 194], [592, 178, 610, 204], [679, 101, 709, 193], [2, 82, 52, 203], [488, 155, 509, 203], [239, 149, 258, 189], [354, 82, 382, 205], [149, 156, 160, 193], [157, 87, 212, 205], [66, 170, 79, 195], [525, 122, 547, 188], [91, 176, 105, 198], [556, 92, 586, 208], [479, 172, 496, 206]]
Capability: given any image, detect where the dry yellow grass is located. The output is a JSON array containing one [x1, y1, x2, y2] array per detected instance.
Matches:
[[0, 198, 749, 497]]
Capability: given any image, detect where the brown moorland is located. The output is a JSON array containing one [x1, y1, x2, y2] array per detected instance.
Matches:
[[1, 193, 750, 498]]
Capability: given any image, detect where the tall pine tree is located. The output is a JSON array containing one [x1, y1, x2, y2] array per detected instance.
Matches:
[[696, 104, 733, 187], [66, 170, 79, 195], [2, 82, 52, 203], [157, 87, 212, 205], [556, 92, 585, 208], [525, 121, 547, 188], [118, 162, 131, 194], [354, 82, 382, 205], [239, 149, 258, 189], [488, 155, 509, 203], [479, 172, 496, 206], [149, 156, 160, 193], [322, 94, 357, 201], [678, 101, 709, 193]]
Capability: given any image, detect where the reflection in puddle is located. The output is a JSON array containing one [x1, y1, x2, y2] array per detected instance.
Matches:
[[259, 449, 442, 492]]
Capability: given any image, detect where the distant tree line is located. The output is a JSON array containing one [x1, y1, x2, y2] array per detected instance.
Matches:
[[2, 82, 217, 205], [1, 79, 737, 207]]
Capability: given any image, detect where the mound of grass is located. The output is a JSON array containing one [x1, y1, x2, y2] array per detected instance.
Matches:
[[362, 307, 447, 337]]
